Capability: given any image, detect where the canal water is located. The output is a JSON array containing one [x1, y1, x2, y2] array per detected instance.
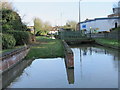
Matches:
[[3, 45, 119, 88]]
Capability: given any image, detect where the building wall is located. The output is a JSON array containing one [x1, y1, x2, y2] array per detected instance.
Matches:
[[96, 19, 119, 31], [80, 18, 120, 33]]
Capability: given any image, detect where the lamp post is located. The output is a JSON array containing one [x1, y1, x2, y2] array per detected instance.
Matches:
[[90, 27, 92, 38], [79, 0, 82, 32]]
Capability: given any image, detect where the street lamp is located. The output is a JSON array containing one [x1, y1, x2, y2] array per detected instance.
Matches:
[[90, 27, 92, 38], [79, 0, 82, 32]]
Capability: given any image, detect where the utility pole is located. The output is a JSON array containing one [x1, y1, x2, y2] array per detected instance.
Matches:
[[61, 12, 62, 27], [79, 0, 82, 32]]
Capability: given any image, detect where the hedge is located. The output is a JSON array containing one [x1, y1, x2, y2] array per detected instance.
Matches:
[[2, 34, 16, 49], [7, 31, 31, 45]]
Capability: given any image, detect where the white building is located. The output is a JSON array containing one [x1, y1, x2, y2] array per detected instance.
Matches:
[[80, 17, 120, 33]]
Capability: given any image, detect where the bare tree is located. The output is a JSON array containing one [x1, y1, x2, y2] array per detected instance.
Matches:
[[0, 0, 14, 10]]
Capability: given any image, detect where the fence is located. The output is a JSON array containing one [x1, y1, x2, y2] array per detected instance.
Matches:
[[58, 31, 87, 40], [87, 30, 120, 40], [58, 29, 120, 41]]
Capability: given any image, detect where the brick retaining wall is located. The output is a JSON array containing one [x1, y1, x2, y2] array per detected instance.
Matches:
[[0, 46, 30, 73]]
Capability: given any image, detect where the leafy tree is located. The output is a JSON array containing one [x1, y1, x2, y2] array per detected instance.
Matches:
[[62, 24, 71, 31], [1, 0, 27, 32], [62, 20, 77, 31], [43, 21, 52, 35], [2, 9, 27, 31], [34, 17, 43, 34], [34, 18, 52, 35], [66, 20, 77, 31]]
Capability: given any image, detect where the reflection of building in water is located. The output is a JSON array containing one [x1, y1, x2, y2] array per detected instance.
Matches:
[[80, 46, 119, 74], [80, 46, 119, 61], [64, 52, 74, 84], [90, 47, 119, 61], [82, 47, 88, 56], [90, 47, 107, 54]]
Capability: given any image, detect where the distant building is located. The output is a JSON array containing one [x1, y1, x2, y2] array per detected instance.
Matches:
[[27, 26, 34, 33], [80, 17, 120, 33], [108, 1, 120, 17], [48, 26, 59, 35], [78, 5, 120, 33], [108, 7, 120, 17]]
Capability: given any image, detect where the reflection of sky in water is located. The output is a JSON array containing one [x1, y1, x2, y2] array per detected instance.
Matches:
[[72, 47, 118, 88], [7, 46, 119, 88], [8, 58, 73, 88]]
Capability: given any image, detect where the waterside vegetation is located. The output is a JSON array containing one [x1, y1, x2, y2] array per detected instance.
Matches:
[[94, 27, 120, 49], [25, 36, 64, 59], [95, 38, 120, 49]]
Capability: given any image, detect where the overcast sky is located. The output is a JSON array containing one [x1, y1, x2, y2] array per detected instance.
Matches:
[[8, 0, 119, 26]]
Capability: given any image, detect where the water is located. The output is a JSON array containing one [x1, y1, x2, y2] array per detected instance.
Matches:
[[3, 45, 119, 88]]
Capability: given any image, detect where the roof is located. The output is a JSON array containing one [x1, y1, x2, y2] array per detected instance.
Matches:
[[80, 17, 120, 24]]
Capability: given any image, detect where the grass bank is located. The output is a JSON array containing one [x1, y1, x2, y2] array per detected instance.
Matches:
[[94, 38, 120, 49], [25, 36, 64, 59], [1, 45, 24, 54]]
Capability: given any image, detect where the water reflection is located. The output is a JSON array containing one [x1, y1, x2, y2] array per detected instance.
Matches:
[[71, 44, 119, 88], [2, 44, 119, 88], [2, 59, 33, 89], [64, 52, 74, 84]]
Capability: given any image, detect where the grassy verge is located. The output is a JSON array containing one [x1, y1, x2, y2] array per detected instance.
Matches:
[[94, 38, 120, 49], [112, 27, 120, 31], [25, 36, 64, 59], [1, 45, 24, 54]]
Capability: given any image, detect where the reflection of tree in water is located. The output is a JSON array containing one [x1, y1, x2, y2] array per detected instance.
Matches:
[[81, 47, 93, 56]]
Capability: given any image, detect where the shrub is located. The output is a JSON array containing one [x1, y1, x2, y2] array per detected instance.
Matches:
[[2, 34, 16, 49], [2, 9, 27, 31], [7, 31, 31, 45]]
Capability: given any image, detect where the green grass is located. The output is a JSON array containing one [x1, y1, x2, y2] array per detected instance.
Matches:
[[115, 27, 120, 31], [112, 27, 120, 31], [95, 38, 120, 48], [1, 45, 24, 54], [25, 36, 64, 59], [36, 36, 52, 42]]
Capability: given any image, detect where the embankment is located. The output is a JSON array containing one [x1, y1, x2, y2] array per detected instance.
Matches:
[[0, 46, 30, 73], [62, 40, 74, 69]]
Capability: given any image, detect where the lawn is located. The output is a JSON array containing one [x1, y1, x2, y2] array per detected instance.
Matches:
[[25, 36, 64, 59], [95, 38, 120, 48]]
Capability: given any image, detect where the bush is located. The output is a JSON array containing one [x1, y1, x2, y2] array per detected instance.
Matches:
[[7, 31, 31, 45], [2, 34, 16, 49], [2, 9, 27, 31]]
